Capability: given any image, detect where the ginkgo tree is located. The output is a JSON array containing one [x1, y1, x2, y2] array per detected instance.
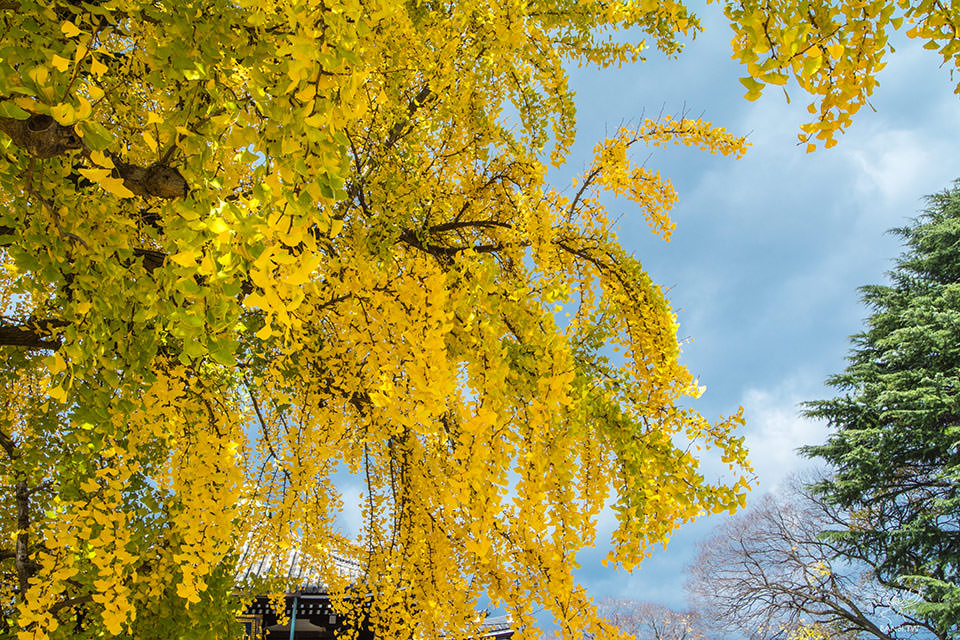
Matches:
[[0, 0, 955, 639]]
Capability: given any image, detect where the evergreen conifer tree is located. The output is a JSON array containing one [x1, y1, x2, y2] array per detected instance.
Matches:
[[804, 182, 960, 637]]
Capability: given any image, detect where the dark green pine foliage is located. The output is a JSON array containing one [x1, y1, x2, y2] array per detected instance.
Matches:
[[803, 181, 960, 639]]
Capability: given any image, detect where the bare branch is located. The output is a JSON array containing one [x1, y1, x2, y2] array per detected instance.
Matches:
[[687, 474, 942, 640]]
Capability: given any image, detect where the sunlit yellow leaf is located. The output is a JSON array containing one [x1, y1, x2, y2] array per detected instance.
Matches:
[[50, 102, 75, 125], [78, 167, 134, 198], [61, 21, 81, 38], [90, 150, 114, 168], [143, 130, 157, 153], [47, 352, 66, 374], [48, 385, 67, 402], [90, 55, 108, 78], [207, 217, 229, 234], [170, 250, 199, 268], [51, 55, 70, 72], [101, 176, 135, 198], [74, 95, 92, 121]]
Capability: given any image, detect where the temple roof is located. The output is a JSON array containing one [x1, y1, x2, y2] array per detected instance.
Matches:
[[235, 546, 514, 638], [475, 615, 513, 638], [236, 546, 365, 593]]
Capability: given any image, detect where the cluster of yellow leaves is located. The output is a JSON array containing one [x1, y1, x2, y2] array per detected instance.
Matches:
[[583, 117, 748, 240], [1, 353, 247, 639], [722, 0, 960, 149], [788, 622, 833, 640]]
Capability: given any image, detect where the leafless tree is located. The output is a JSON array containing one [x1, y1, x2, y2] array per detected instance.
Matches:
[[686, 474, 946, 640], [597, 598, 716, 640]]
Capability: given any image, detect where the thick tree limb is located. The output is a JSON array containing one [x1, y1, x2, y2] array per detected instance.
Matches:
[[0, 318, 67, 350], [0, 323, 63, 350], [133, 248, 166, 272], [0, 112, 187, 199], [15, 480, 31, 595], [0, 427, 17, 459], [398, 229, 503, 257], [428, 219, 512, 233], [48, 594, 94, 615], [0, 114, 82, 159], [110, 154, 189, 199]]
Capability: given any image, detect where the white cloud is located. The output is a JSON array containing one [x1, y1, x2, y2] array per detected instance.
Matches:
[[740, 375, 831, 494], [847, 130, 933, 206]]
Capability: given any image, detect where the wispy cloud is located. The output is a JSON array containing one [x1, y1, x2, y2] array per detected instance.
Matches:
[[740, 375, 831, 495]]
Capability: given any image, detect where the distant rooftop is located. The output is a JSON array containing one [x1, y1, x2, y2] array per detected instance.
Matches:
[[235, 546, 514, 638], [236, 546, 365, 593]]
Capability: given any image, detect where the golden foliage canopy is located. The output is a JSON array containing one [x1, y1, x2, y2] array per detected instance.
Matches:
[[0, 0, 951, 638]]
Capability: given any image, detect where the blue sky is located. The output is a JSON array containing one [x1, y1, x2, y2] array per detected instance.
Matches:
[[558, 2, 960, 614]]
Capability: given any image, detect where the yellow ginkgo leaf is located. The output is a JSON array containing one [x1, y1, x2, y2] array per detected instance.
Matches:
[[47, 352, 66, 374], [60, 21, 81, 38], [143, 130, 157, 153], [48, 384, 68, 403], [90, 150, 114, 168], [79, 167, 135, 198], [78, 167, 111, 182], [51, 54, 70, 72], [74, 95, 92, 121], [101, 176, 135, 198], [170, 250, 199, 268], [50, 102, 75, 125], [90, 55, 108, 78]]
